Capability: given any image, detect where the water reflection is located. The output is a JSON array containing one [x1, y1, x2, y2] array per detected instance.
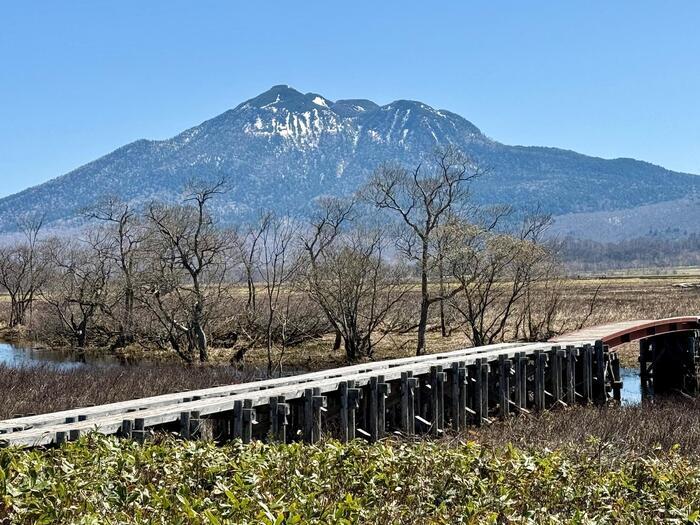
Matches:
[[620, 367, 642, 405], [0, 342, 134, 370]]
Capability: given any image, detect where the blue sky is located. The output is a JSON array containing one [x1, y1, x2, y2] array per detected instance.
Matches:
[[1, 1, 699, 198]]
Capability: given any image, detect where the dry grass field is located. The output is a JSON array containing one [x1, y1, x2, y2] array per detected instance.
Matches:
[[40, 275, 700, 371], [222, 275, 700, 372], [0, 364, 254, 420]]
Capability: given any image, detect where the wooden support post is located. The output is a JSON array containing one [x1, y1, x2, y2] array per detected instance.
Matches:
[[180, 412, 190, 439], [640, 339, 649, 385], [430, 366, 446, 434], [303, 389, 314, 443], [474, 358, 489, 426], [269, 396, 279, 441], [689, 333, 700, 394], [558, 348, 568, 405], [429, 366, 439, 434], [242, 400, 256, 444], [457, 363, 468, 430], [275, 396, 290, 443], [566, 345, 577, 405], [312, 387, 326, 443], [377, 375, 389, 439], [498, 355, 511, 419], [408, 377, 418, 434], [519, 353, 528, 410], [450, 362, 460, 430], [415, 376, 423, 426], [400, 373, 411, 434], [483, 359, 491, 424], [582, 344, 593, 404], [340, 381, 350, 442], [232, 400, 243, 439], [122, 419, 133, 439], [369, 377, 379, 441], [132, 418, 146, 444], [550, 346, 563, 405], [611, 352, 622, 402], [535, 351, 547, 411], [69, 428, 81, 441], [341, 380, 362, 442], [594, 340, 606, 403], [513, 353, 523, 410], [189, 411, 201, 441], [437, 367, 445, 432], [55, 431, 66, 445]]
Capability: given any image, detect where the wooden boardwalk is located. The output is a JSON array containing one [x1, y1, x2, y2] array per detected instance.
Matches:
[[1, 316, 698, 448], [551, 317, 700, 347]]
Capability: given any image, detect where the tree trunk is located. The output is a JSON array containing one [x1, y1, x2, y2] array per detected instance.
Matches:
[[122, 287, 135, 345], [416, 239, 431, 356], [417, 295, 429, 356], [266, 339, 273, 378], [170, 334, 194, 364], [439, 299, 447, 338], [344, 336, 357, 361], [8, 297, 27, 328], [194, 323, 208, 362], [76, 319, 88, 348], [333, 330, 342, 351], [438, 257, 447, 337], [9, 299, 18, 328], [191, 298, 208, 362]]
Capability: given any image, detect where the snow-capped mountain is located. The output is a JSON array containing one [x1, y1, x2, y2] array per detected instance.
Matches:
[[2, 84, 699, 239]]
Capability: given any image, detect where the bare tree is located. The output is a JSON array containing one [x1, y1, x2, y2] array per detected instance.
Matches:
[[42, 235, 113, 348], [227, 213, 273, 359], [86, 198, 146, 348], [515, 255, 600, 341], [257, 214, 300, 376], [304, 229, 408, 361], [363, 146, 483, 355], [301, 197, 355, 351], [140, 179, 229, 363], [447, 213, 553, 346], [0, 215, 48, 328], [237, 214, 271, 315], [230, 213, 327, 373]]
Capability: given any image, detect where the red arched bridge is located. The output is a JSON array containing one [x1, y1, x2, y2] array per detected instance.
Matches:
[[2, 316, 699, 448]]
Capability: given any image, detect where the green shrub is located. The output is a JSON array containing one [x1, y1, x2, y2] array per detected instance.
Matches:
[[1, 435, 699, 524]]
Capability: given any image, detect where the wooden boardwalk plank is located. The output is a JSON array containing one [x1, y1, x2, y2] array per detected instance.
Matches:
[[0, 341, 525, 434], [0, 341, 590, 447]]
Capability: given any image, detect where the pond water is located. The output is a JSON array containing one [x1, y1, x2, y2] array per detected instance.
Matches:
[[0, 342, 136, 370], [620, 367, 643, 404]]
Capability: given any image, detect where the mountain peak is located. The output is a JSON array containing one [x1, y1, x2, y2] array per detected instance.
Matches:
[[241, 84, 306, 109], [238, 85, 339, 115]]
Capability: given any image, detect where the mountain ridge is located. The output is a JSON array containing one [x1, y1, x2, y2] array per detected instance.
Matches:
[[2, 85, 698, 238]]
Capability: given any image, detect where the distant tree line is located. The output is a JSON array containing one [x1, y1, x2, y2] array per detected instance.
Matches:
[[559, 235, 700, 272], [0, 147, 574, 374]]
